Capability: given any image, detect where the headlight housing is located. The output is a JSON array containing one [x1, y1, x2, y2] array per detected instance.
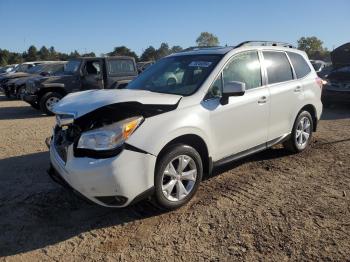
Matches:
[[77, 116, 143, 152]]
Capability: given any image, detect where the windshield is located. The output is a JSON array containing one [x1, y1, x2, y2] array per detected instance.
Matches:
[[27, 65, 44, 74], [64, 60, 81, 74], [127, 55, 222, 96], [15, 64, 30, 72]]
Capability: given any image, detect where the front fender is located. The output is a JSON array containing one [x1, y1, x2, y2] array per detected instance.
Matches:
[[126, 106, 213, 158]]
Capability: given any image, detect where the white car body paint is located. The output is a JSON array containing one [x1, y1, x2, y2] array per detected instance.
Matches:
[[50, 45, 323, 207]]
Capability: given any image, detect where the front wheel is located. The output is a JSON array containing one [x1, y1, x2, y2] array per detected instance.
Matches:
[[154, 144, 203, 210], [40, 92, 63, 115], [283, 111, 313, 153]]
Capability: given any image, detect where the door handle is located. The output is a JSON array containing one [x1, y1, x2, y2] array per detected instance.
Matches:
[[294, 86, 302, 93], [258, 96, 267, 104]]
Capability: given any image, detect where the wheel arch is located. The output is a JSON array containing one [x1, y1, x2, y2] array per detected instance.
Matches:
[[298, 104, 318, 132], [37, 87, 67, 100], [156, 134, 211, 175]]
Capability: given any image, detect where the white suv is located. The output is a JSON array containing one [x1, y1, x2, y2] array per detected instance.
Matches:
[[49, 41, 323, 210]]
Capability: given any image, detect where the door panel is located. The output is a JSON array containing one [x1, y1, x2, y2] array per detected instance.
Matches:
[[267, 80, 304, 140], [261, 51, 304, 140], [204, 51, 269, 161], [206, 88, 269, 161], [81, 59, 104, 90]]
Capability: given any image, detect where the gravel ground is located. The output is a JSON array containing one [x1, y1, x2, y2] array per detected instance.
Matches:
[[0, 94, 349, 261]]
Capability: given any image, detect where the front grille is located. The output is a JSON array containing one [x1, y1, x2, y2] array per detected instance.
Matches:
[[54, 125, 80, 162]]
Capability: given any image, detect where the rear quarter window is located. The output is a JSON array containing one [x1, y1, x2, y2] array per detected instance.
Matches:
[[108, 59, 136, 75], [263, 51, 294, 84], [287, 52, 311, 79]]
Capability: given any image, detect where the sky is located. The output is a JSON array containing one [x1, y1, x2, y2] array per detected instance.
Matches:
[[1, 0, 349, 56]]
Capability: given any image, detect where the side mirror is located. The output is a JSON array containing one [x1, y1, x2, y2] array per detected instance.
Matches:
[[223, 81, 245, 96], [221, 81, 245, 104]]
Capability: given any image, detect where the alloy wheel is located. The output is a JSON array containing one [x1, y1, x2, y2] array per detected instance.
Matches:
[[161, 155, 197, 202], [46, 97, 60, 111], [295, 116, 311, 149]]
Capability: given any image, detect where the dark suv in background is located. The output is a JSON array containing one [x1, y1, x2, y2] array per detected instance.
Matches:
[[5, 62, 66, 99], [23, 56, 138, 115]]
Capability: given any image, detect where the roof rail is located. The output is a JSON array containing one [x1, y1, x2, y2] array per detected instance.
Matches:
[[180, 46, 223, 52], [235, 41, 296, 49]]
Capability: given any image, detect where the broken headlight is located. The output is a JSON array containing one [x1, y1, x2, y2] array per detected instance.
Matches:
[[77, 116, 143, 151]]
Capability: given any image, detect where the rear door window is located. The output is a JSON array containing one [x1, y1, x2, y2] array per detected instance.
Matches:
[[263, 51, 294, 84], [108, 59, 136, 75], [287, 52, 311, 79]]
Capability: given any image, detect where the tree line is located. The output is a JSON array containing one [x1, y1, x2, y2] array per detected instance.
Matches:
[[0, 33, 331, 66]]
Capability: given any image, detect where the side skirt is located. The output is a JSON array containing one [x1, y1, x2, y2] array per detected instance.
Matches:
[[212, 133, 291, 169]]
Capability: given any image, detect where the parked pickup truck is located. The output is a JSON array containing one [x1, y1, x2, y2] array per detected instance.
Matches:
[[23, 56, 138, 115]]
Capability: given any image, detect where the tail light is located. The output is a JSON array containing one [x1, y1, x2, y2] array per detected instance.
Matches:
[[315, 77, 325, 89]]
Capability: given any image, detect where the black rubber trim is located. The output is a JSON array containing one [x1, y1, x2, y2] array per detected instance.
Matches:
[[214, 143, 266, 167], [124, 143, 152, 155], [74, 146, 124, 159], [129, 186, 155, 206], [213, 135, 290, 168], [95, 195, 128, 206]]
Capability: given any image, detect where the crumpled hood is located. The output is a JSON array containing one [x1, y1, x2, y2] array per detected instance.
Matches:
[[53, 89, 182, 118], [9, 74, 39, 85], [0, 72, 30, 82]]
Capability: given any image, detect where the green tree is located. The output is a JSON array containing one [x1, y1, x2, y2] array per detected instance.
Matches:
[[155, 42, 170, 59], [0, 49, 10, 66], [108, 46, 138, 61], [171, 45, 183, 53], [196, 32, 219, 47], [8, 52, 23, 64], [297, 36, 330, 60], [38, 46, 50, 60], [297, 37, 323, 54], [48, 46, 58, 60], [140, 46, 157, 61], [81, 52, 96, 57], [69, 50, 81, 59], [26, 45, 38, 61]]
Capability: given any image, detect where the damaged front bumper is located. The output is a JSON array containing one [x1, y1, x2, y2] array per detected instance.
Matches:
[[49, 136, 156, 208]]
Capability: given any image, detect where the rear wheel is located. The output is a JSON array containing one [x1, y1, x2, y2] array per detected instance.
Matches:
[[154, 144, 203, 210], [40, 92, 63, 115], [283, 111, 313, 153]]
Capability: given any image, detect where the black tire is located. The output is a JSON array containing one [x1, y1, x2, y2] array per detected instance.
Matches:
[[154, 144, 203, 210], [29, 102, 40, 110], [39, 92, 63, 116], [283, 111, 313, 153]]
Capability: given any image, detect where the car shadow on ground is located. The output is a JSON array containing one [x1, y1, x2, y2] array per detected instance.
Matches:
[[207, 147, 291, 180], [0, 147, 292, 257], [0, 94, 47, 120], [0, 151, 166, 257], [0, 106, 47, 120], [321, 105, 350, 120]]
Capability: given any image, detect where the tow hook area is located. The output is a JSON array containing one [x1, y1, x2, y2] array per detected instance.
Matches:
[[45, 136, 52, 149]]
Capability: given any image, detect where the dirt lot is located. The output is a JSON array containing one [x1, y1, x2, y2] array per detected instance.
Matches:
[[0, 94, 349, 261]]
